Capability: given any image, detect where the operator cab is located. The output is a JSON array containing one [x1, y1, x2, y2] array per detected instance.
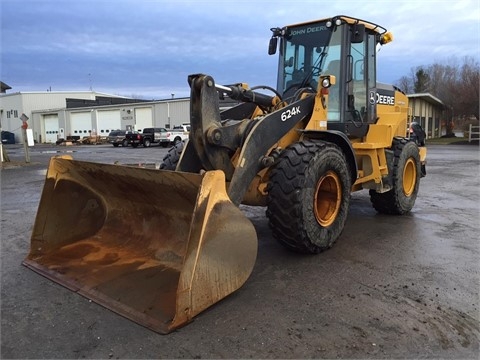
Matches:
[[269, 15, 393, 138]]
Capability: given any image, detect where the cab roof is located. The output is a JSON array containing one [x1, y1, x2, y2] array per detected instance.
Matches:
[[287, 15, 388, 35]]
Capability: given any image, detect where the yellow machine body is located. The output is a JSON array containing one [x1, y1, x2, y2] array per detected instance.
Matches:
[[24, 15, 426, 333]]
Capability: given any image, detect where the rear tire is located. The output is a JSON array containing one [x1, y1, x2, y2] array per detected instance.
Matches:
[[122, 139, 128, 147], [266, 140, 351, 254], [369, 138, 421, 214], [160, 141, 184, 170], [143, 139, 151, 148], [113, 143, 119, 147]]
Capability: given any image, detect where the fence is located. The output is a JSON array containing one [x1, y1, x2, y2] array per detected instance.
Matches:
[[468, 124, 480, 142]]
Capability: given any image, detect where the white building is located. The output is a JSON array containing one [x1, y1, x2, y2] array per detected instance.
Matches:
[[1, 88, 239, 144], [34, 98, 192, 144], [407, 93, 445, 138], [0, 91, 130, 143]]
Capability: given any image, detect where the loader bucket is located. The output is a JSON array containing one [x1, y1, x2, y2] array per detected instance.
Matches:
[[23, 157, 257, 333]]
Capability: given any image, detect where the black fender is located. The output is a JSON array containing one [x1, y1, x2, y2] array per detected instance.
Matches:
[[301, 130, 358, 183]]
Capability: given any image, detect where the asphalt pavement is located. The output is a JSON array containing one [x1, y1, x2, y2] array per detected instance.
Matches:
[[1, 142, 479, 359]]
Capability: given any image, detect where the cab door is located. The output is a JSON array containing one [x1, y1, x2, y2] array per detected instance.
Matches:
[[345, 28, 378, 130]]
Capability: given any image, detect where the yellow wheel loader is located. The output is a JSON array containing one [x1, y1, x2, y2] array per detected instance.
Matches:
[[24, 15, 427, 333]]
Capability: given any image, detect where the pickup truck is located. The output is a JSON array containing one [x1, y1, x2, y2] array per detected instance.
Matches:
[[107, 130, 128, 147], [166, 124, 190, 144], [125, 127, 170, 148]]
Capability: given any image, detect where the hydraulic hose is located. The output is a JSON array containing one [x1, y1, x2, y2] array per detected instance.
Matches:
[[216, 84, 275, 108]]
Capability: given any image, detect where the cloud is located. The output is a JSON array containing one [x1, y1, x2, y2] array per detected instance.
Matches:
[[1, 0, 479, 98]]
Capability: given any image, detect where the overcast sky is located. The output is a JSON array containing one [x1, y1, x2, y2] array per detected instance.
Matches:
[[1, 0, 479, 99]]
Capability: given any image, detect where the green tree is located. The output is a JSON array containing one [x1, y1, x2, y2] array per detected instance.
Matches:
[[414, 67, 430, 93]]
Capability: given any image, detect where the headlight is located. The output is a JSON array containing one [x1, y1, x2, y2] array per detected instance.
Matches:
[[322, 78, 331, 88]]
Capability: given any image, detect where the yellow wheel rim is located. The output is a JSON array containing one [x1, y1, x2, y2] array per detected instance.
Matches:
[[403, 158, 417, 196], [314, 171, 342, 227]]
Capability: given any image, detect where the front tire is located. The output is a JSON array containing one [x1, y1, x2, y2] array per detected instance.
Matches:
[[266, 140, 351, 254], [160, 141, 184, 170], [369, 138, 421, 214]]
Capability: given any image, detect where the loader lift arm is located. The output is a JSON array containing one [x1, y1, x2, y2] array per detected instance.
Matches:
[[181, 74, 315, 205]]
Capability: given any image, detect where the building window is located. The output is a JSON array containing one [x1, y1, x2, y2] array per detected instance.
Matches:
[[14, 110, 18, 118]]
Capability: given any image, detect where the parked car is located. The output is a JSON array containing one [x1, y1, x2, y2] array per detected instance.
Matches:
[[125, 127, 170, 148], [166, 124, 190, 144], [1, 131, 15, 144], [107, 130, 128, 147]]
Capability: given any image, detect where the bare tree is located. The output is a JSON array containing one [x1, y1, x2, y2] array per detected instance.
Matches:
[[395, 56, 479, 134], [396, 75, 413, 94], [457, 57, 480, 121]]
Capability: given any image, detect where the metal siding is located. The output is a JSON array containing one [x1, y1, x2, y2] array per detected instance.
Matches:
[[1, 92, 96, 141], [0, 94, 24, 142], [23, 93, 71, 112], [22, 92, 96, 112], [154, 100, 190, 129], [120, 108, 135, 130], [169, 101, 190, 127], [0, 95, 193, 141], [155, 103, 168, 128]]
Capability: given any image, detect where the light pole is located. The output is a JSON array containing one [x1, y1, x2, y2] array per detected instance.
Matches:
[[167, 94, 175, 128]]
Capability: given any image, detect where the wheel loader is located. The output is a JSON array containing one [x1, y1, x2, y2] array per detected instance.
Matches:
[[23, 15, 427, 334]]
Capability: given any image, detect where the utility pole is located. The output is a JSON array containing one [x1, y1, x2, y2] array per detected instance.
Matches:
[[20, 113, 30, 163], [0, 119, 10, 163]]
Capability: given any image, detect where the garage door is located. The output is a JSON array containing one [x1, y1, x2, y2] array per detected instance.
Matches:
[[70, 112, 92, 137], [135, 107, 153, 131], [97, 109, 121, 136], [43, 114, 59, 143]]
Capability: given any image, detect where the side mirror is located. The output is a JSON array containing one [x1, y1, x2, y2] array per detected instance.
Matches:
[[351, 24, 365, 44], [268, 37, 278, 55]]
